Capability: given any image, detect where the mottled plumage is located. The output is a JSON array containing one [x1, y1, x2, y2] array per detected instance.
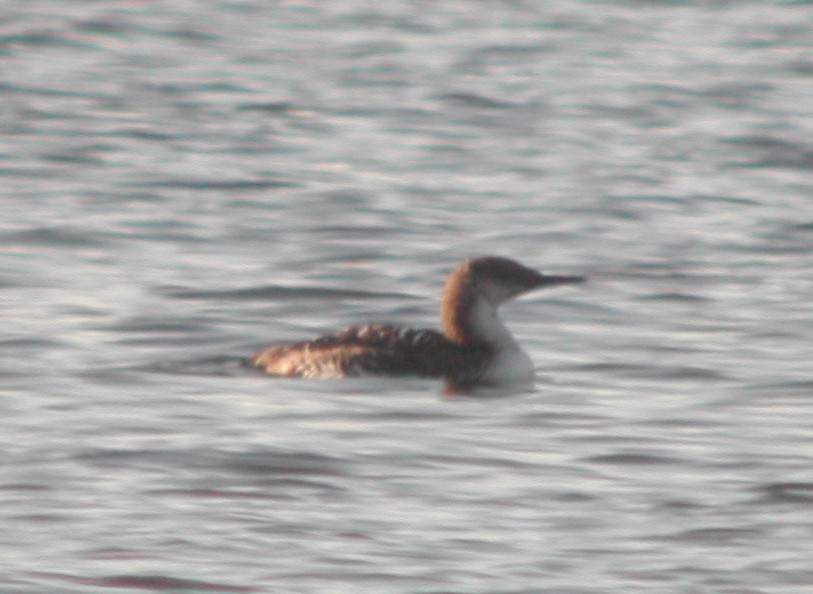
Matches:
[[251, 324, 490, 380]]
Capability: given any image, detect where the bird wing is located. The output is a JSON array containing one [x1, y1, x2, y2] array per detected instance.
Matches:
[[250, 324, 466, 378]]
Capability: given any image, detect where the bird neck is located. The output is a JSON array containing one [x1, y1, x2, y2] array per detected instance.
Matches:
[[441, 281, 517, 348]]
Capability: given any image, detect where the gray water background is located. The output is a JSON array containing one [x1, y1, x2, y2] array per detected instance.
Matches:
[[2, 1, 813, 592]]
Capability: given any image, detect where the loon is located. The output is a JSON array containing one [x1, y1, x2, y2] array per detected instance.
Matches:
[[249, 257, 583, 387]]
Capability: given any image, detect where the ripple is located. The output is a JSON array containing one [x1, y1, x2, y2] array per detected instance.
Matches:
[[0, 337, 68, 351], [0, 227, 111, 248], [657, 527, 760, 545], [574, 362, 729, 381], [110, 317, 213, 334], [236, 101, 300, 114], [635, 292, 711, 303], [0, 32, 99, 50], [0, 80, 113, 99], [750, 482, 813, 504], [137, 356, 251, 377], [435, 92, 518, 109], [723, 135, 813, 169], [162, 284, 413, 301], [126, 178, 299, 191], [584, 453, 685, 466], [148, 483, 340, 500], [740, 380, 813, 400], [75, 447, 348, 479], [31, 572, 257, 592]]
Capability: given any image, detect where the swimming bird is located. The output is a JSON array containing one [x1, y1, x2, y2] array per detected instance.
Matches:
[[249, 256, 583, 388]]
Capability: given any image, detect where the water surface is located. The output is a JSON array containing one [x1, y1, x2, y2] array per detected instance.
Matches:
[[2, 1, 813, 592]]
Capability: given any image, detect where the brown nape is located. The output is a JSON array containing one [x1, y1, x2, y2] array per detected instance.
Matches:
[[440, 259, 477, 344]]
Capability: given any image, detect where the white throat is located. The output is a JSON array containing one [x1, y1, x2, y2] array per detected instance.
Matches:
[[469, 297, 536, 384], [468, 297, 520, 347]]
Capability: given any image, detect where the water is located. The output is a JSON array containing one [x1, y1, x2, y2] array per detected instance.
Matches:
[[2, 1, 813, 592]]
